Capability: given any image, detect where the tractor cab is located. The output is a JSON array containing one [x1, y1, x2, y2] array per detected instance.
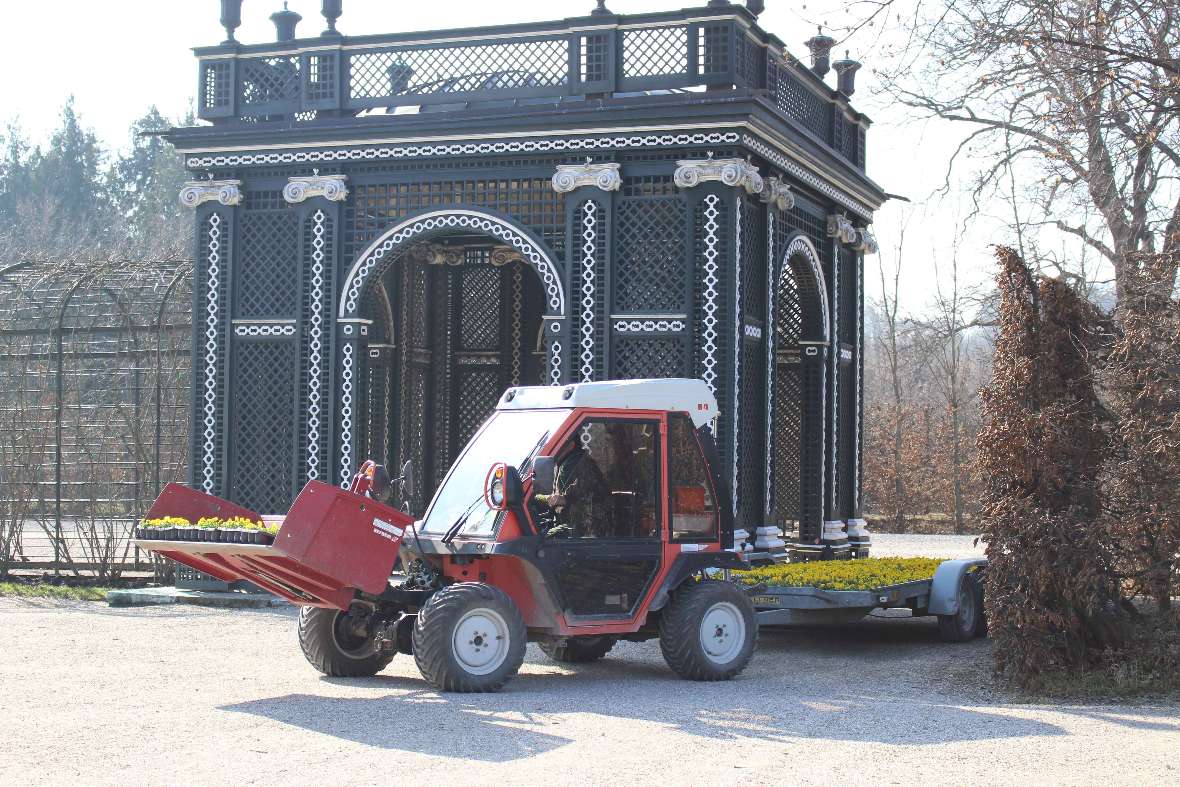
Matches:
[[136, 379, 756, 692]]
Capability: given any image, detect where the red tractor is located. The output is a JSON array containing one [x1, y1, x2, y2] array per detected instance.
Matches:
[[138, 379, 757, 692]]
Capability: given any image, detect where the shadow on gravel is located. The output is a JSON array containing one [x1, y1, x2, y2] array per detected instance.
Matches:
[[222, 691, 573, 761]]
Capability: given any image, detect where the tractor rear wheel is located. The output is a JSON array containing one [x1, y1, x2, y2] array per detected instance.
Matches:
[[298, 606, 394, 677], [539, 636, 616, 664], [659, 580, 757, 681], [413, 582, 527, 693]]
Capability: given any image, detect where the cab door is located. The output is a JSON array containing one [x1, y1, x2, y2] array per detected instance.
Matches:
[[542, 413, 664, 623]]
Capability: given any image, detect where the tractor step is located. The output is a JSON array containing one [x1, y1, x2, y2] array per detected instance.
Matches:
[[136, 481, 413, 609]]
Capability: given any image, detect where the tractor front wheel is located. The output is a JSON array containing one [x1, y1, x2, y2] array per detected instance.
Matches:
[[659, 580, 757, 681], [413, 582, 526, 692], [298, 606, 394, 677], [539, 636, 616, 664]]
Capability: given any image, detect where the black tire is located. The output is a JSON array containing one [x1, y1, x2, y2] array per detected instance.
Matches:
[[937, 576, 980, 643], [413, 582, 527, 693], [539, 636, 616, 663], [298, 606, 394, 677], [659, 580, 757, 681], [970, 573, 988, 638]]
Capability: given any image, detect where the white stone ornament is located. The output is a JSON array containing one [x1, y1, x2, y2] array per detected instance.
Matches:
[[674, 155, 764, 195], [854, 228, 879, 254], [179, 179, 243, 208], [760, 176, 796, 211], [283, 172, 349, 204], [551, 161, 622, 194], [826, 214, 858, 245]]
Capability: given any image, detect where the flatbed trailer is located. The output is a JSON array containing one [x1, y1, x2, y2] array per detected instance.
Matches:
[[743, 558, 988, 642]]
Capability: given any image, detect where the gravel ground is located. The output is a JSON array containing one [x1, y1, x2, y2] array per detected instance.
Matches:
[[3, 592, 1177, 786], [871, 533, 986, 559]]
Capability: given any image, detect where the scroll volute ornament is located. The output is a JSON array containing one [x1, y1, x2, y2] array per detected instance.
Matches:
[[673, 155, 764, 196], [552, 161, 622, 194], [826, 214, 860, 246], [760, 177, 796, 212], [180, 179, 243, 208], [283, 172, 350, 204]]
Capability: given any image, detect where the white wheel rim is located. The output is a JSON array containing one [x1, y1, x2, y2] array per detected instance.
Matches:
[[958, 585, 976, 631], [452, 608, 511, 675], [699, 601, 746, 665]]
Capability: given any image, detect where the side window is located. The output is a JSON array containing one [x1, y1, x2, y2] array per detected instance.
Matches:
[[668, 414, 718, 541], [540, 419, 660, 539]]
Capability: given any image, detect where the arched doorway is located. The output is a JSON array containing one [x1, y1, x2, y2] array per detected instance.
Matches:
[[336, 209, 566, 510], [767, 233, 829, 551]]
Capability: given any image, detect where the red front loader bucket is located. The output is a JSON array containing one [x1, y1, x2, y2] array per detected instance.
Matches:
[[136, 482, 414, 610]]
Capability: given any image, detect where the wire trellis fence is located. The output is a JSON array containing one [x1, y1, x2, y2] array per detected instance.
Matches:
[[0, 253, 193, 580]]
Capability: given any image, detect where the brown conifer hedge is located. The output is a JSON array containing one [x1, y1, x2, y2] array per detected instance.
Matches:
[[977, 248, 1127, 686]]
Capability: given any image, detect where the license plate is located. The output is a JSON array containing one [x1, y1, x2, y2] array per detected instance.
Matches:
[[751, 595, 780, 607]]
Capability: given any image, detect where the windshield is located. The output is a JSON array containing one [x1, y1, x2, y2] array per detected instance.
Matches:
[[420, 408, 570, 537]]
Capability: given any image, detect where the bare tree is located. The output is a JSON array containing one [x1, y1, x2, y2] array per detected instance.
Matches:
[[877, 0, 1180, 306]]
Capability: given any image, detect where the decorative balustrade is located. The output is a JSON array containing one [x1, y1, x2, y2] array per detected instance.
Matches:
[[195, 7, 866, 169]]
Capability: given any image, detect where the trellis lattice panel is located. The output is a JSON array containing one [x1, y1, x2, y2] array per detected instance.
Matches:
[[622, 26, 689, 79], [348, 37, 570, 106], [836, 357, 857, 521], [236, 192, 299, 319], [228, 339, 298, 514], [613, 196, 688, 315], [344, 178, 566, 266], [610, 335, 688, 380], [738, 335, 765, 529], [770, 354, 803, 525]]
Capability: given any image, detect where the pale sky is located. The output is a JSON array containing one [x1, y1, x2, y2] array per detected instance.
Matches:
[[0, 0, 1007, 310]]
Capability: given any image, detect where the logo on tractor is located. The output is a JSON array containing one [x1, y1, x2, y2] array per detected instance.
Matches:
[[372, 518, 404, 542]]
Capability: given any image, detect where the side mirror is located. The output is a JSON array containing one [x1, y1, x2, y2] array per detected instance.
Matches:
[[369, 463, 393, 502], [399, 459, 414, 505], [484, 463, 524, 511], [532, 455, 556, 496]]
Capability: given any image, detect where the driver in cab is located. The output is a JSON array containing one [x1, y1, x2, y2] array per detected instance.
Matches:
[[533, 424, 633, 538]]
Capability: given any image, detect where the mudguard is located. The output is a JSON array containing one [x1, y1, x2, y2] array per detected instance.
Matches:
[[928, 558, 987, 615]]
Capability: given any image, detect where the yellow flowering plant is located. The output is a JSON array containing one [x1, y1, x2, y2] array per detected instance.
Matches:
[[141, 516, 190, 529], [734, 557, 944, 591]]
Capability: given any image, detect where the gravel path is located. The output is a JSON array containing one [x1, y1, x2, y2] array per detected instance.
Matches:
[[2, 596, 1176, 786], [871, 533, 987, 559]]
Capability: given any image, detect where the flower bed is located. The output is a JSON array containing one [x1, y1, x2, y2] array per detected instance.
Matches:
[[735, 557, 944, 591], [137, 516, 280, 545]]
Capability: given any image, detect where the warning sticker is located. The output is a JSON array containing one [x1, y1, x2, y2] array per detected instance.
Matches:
[[372, 518, 404, 542]]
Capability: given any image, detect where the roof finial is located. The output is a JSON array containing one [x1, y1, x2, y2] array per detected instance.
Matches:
[[590, 0, 611, 16]]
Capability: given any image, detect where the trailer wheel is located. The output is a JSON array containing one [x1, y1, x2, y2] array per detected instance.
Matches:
[[659, 580, 757, 681], [298, 606, 394, 677], [539, 636, 616, 664], [413, 582, 526, 693], [937, 576, 979, 643], [970, 573, 988, 639]]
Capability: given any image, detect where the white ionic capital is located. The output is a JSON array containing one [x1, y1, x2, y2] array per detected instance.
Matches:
[[283, 173, 349, 204], [760, 176, 796, 211], [827, 214, 859, 245], [179, 179, 242, 209], [674, 157, 764, 195], [854, 228, 879, 254], [551, 162, 622, 194]]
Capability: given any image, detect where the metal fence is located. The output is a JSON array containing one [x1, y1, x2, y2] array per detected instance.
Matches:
[[0, 254, 193, 579]]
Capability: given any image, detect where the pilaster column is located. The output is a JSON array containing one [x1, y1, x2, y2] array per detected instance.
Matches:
[[181, 179, 242, 496], [552, 161, 620, 383]]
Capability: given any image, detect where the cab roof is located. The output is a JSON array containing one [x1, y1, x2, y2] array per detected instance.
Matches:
[[496, 378, 719, 429]]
